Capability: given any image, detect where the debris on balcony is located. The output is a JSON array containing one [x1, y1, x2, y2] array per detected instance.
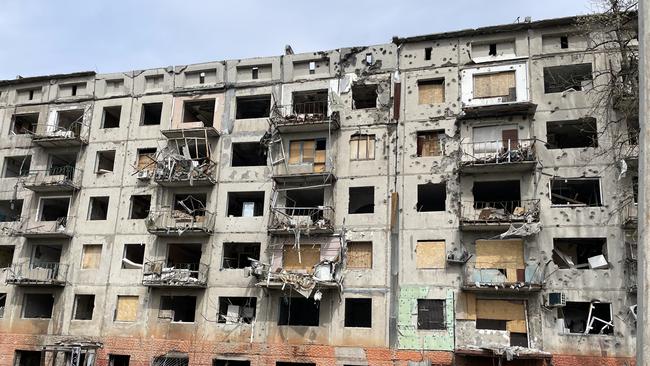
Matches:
[[461, 138, 535, 166], [460, 200, 540, 227], [153, 137, 216, 185], [499, 222, 542, 238], [249, 258, 342, 298], [146, 195, 215, 236], [143, 261, 207, 287]]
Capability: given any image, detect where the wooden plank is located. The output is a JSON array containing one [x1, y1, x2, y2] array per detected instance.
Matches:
[[416, 240, 446, 269], [302, 140, 315, 162], [456, 292, 477, 320], [473, 71, 516, 98], [418, 81, 445, 104], [476, 299, 525, 321], [314, 149, 326, 163], [347, 242, 372, 269], [283, 245, 321, 271], [115, 296, 139, 322], [506, 319, 528, 333], [475, 239, 524, 270], [288, 141, 301, 164], [81, 244, 102, 270]]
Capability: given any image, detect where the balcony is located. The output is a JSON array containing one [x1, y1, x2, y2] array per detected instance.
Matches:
[[270, 102, 340, 133], [142, 261, 208, 288], [31, 121, 88, 147], [12, 216, 74, 239], [268, 206, 335, 235], [23, 166, 82, 192], [459, 101, 537, 119], [249, 259, 342, 292], [462, 263, 543, 292], [623, 203, 638, 228], [5, 262, 68, 286], [460, 200, 540, 231], [460, 139, 536, 173], [145, 209, 215, 236], [153, 155, 217, 187]]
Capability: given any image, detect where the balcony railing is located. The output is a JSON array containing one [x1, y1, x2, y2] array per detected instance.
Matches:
[[270, 102, 340, 131], [32, 121, 88, 146], [12, 216, 74, 238], [145, 209, 215, 236], [460, 200, 540, 229], [6, 262, 68, 286], [462, 263, 543, 292], [142, 261, 208, 287], [460, 138, 536, 169], [154, 158, 217, 186], [268, 206, 335, 234], [23, 166, 81, 192]]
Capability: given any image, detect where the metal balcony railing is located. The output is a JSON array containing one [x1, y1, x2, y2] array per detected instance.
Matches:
[[460, 138, 535, 166], [23, 166, 81, 191], [268, 206, 335, 233], [32, 120, 88, 145], [270, 102, 340, 129], [13, 216, 74, 238], [142, 261, 208, 287], [462, 262, 543, 291], [6, 262, 68, 286], [460, 200, 540, 225], [145, 209, 215, 235], [154, 158, 217, 186]]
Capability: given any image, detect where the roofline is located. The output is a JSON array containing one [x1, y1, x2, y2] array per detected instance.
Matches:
[[0, 71, 96, 87]]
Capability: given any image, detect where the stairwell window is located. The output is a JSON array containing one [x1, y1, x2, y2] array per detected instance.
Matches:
[[350, 134, 375, 161]]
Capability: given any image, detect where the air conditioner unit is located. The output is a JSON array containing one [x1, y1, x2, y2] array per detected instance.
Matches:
[[546, 292, 566, 308], [136, 170, 151, 180]]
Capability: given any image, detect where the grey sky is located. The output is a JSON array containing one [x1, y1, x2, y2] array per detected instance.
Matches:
[[0, 0, 593, 80]]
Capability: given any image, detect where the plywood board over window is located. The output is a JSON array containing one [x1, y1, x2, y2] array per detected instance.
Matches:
[[81, 244, 102, 270], [417, 131, 444, 157], [283, 245, 321, 271], [473, 71, 516, 98], [476, 299, 527, 333], [350, 134, 376, 161], [347, 242, 372, 269], [416, 240, 446, 269], [418, 79, 445, 104], [475, 239, 524, 282], [115, 295, 138, 322]]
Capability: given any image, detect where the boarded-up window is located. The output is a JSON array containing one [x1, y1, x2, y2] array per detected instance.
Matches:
[[283, 245, 321, 271], [115, 295, 138, 322], [473, 71, 516, 99], [136, 148, 156, 173], [476, 299, 527, 333], [417, 130, 444, 157], [416, 240, 446, 269], [347, 242, 372, 269], [288, 139, 326, 164], [81, 244, 102, 270], [417, 299, 446, 329], [350, 134, 376, 161], [418, 79, 445, 104], [475, 239, 524, 283]]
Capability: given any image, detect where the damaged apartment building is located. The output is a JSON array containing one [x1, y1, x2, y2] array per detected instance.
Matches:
[[0, 13, 639, 366]]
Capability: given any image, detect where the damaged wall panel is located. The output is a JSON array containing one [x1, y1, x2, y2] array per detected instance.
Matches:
[[397, 287, 454, 350]]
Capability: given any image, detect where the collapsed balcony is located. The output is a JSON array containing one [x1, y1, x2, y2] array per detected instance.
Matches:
[[460, 200, 540, 231], [270, 92, 340, 132], [23, 166, 82, 192], [143, 261, 208, 288], [6, 262, 68, 286], [162, 99, 220, 139], [154, 138, 217, 186], [13, 216, 74, 239], [268, 188, 335, 235], [146, 194, 215, 236], [460, 138, 536, 173], [267, 137, 336, 182], [31, 109, 89, 147]]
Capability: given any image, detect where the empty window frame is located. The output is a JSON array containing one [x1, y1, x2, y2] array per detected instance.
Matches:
[[129, 195, 151, 219], [102, 106, 121, 128], [235, 95, 271, 119], [232, 142, 267, 167], [182, 99, 215, 126], [174, 193, 208, 217], [159, 296, 196, 323], [136, 148, 157, 173], [49, 153, 76, 177], [23, 293, 54, 319], [38, 197, 70, 221], [349, 186, 374, 214], [0, 293, 5, 318], [166, 244, 202, 269], [0, 246, 15, 268], [122, 244, 145, 269], [560, 302, 613, 334], [550, 178, 602, 206], [473, 71, 516, 100], [14, 350, 43, 366], [278, 297, 320, 326], [115, 295, 138, 322], [31, 245, 62, 267], [11, 113, 38, 134], [288, 138, 326, 165], [345, 298, 372, 328], [546, 118, 598, 149], [218, 297, 257, 324], [108, 355, 130, 366], [214, 360, 250, 366], [292, 90, 328, 114], [552, 238, 608, 269], [349, 134, 375, 161], [347, 242, 372, 269], [0, 200, 22, 222], [544, 64, 593, 93], [560, 35, 570, 49], [424, 47, 432, 60], [81, 244, 102, 270], [96, 150, 116, 173], [416, 240, 446, 269], [73, 294, 95, 320], [473, 180, 520, 208], [417, 130, 445, 157], [283, 245, 321, 271], [55, 109, 84, 132], [227, 192, 264, 217], [489, 43, 498, 56], [251, 67, 259, 80], [352, 84, 377, 109], [418, 79, 445, 104], [88, 196, 110, 220], [141, 102, 163, 125], [222, 243, 260, 269], [417, 183, 446, 212], [4, 156, 31, 177], [417, 299, 445, 330]]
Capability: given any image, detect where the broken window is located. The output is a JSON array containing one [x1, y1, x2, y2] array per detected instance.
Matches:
[[14, 350, 42, 366], [560, 302, 613, 334], [345, 298, 372, 328], [417, 130, 444, 157], [473, 180, 520, 208], [251, 67, 259, 80], [4, 156, 31, 177], [23, 293, 54, 318], [145, 75, 164, 90], [115, 295, 138, 322], [552, 238, 608, 269], [352, 84, 377, 109], [550, 178, 602, 206], [49, 153, 76, 178], [159, 296, 196, 322], [472, 124, 520, 151], [227, 192, 265, 217], [222, 243, 260, 269], [167, 244, 202, 270], [214, 360, 250, 366], [31, 245, 62, 267], [182, 100, 215, 126], [81, 244, 102, 270], [416, 240, 446, 269], [473, 71, 516, 100], [288, 139, 326, 169], [347, 242, 372, 269], [0, 200, 22, 222], [102, 106, 121, 128], [232, 142, 267, 167], [560, 35, 569, 49], [350, 134, 375, 161], [88, 196, 109, 220], [424, 47, 432, 61], [292, 90, 328, 115], [283, 245, 320, 271], [475, 239, 524, 282], [73, 294, 95, 320], [235, 95, 271, 119], [309, 61, 316, 74], [96, 150, 116, 173], [0, 246, 15, 268], [141, 102, 163, 125], [122, 244, 145, 269], [546, 118, 598, 149], [129, 195, 151, 219], [417, 299, 445, 330], [349, 186, 374, 214], [174, 193, 208, 218], [109, 355, 130, 366], [278, 297, 319, 326], [0, 292, 5, 318], [136, 148, 157, 173], [417, 183, 446, 212], [418, 79, 445, 104], [56, 109, 84, 132], [489, 43, 497, 56], [38, 197, 70, 221], [11, 113, 38, 134], [544, 63, 593, 93], [218, 297, 256, 324]]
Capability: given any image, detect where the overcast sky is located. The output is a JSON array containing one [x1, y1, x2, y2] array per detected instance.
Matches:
[[0, 0, 594, 80]]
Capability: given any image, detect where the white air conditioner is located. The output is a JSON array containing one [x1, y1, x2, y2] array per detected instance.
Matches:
[[136, 170, 151, 180], [546, 292, 566, 308]]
